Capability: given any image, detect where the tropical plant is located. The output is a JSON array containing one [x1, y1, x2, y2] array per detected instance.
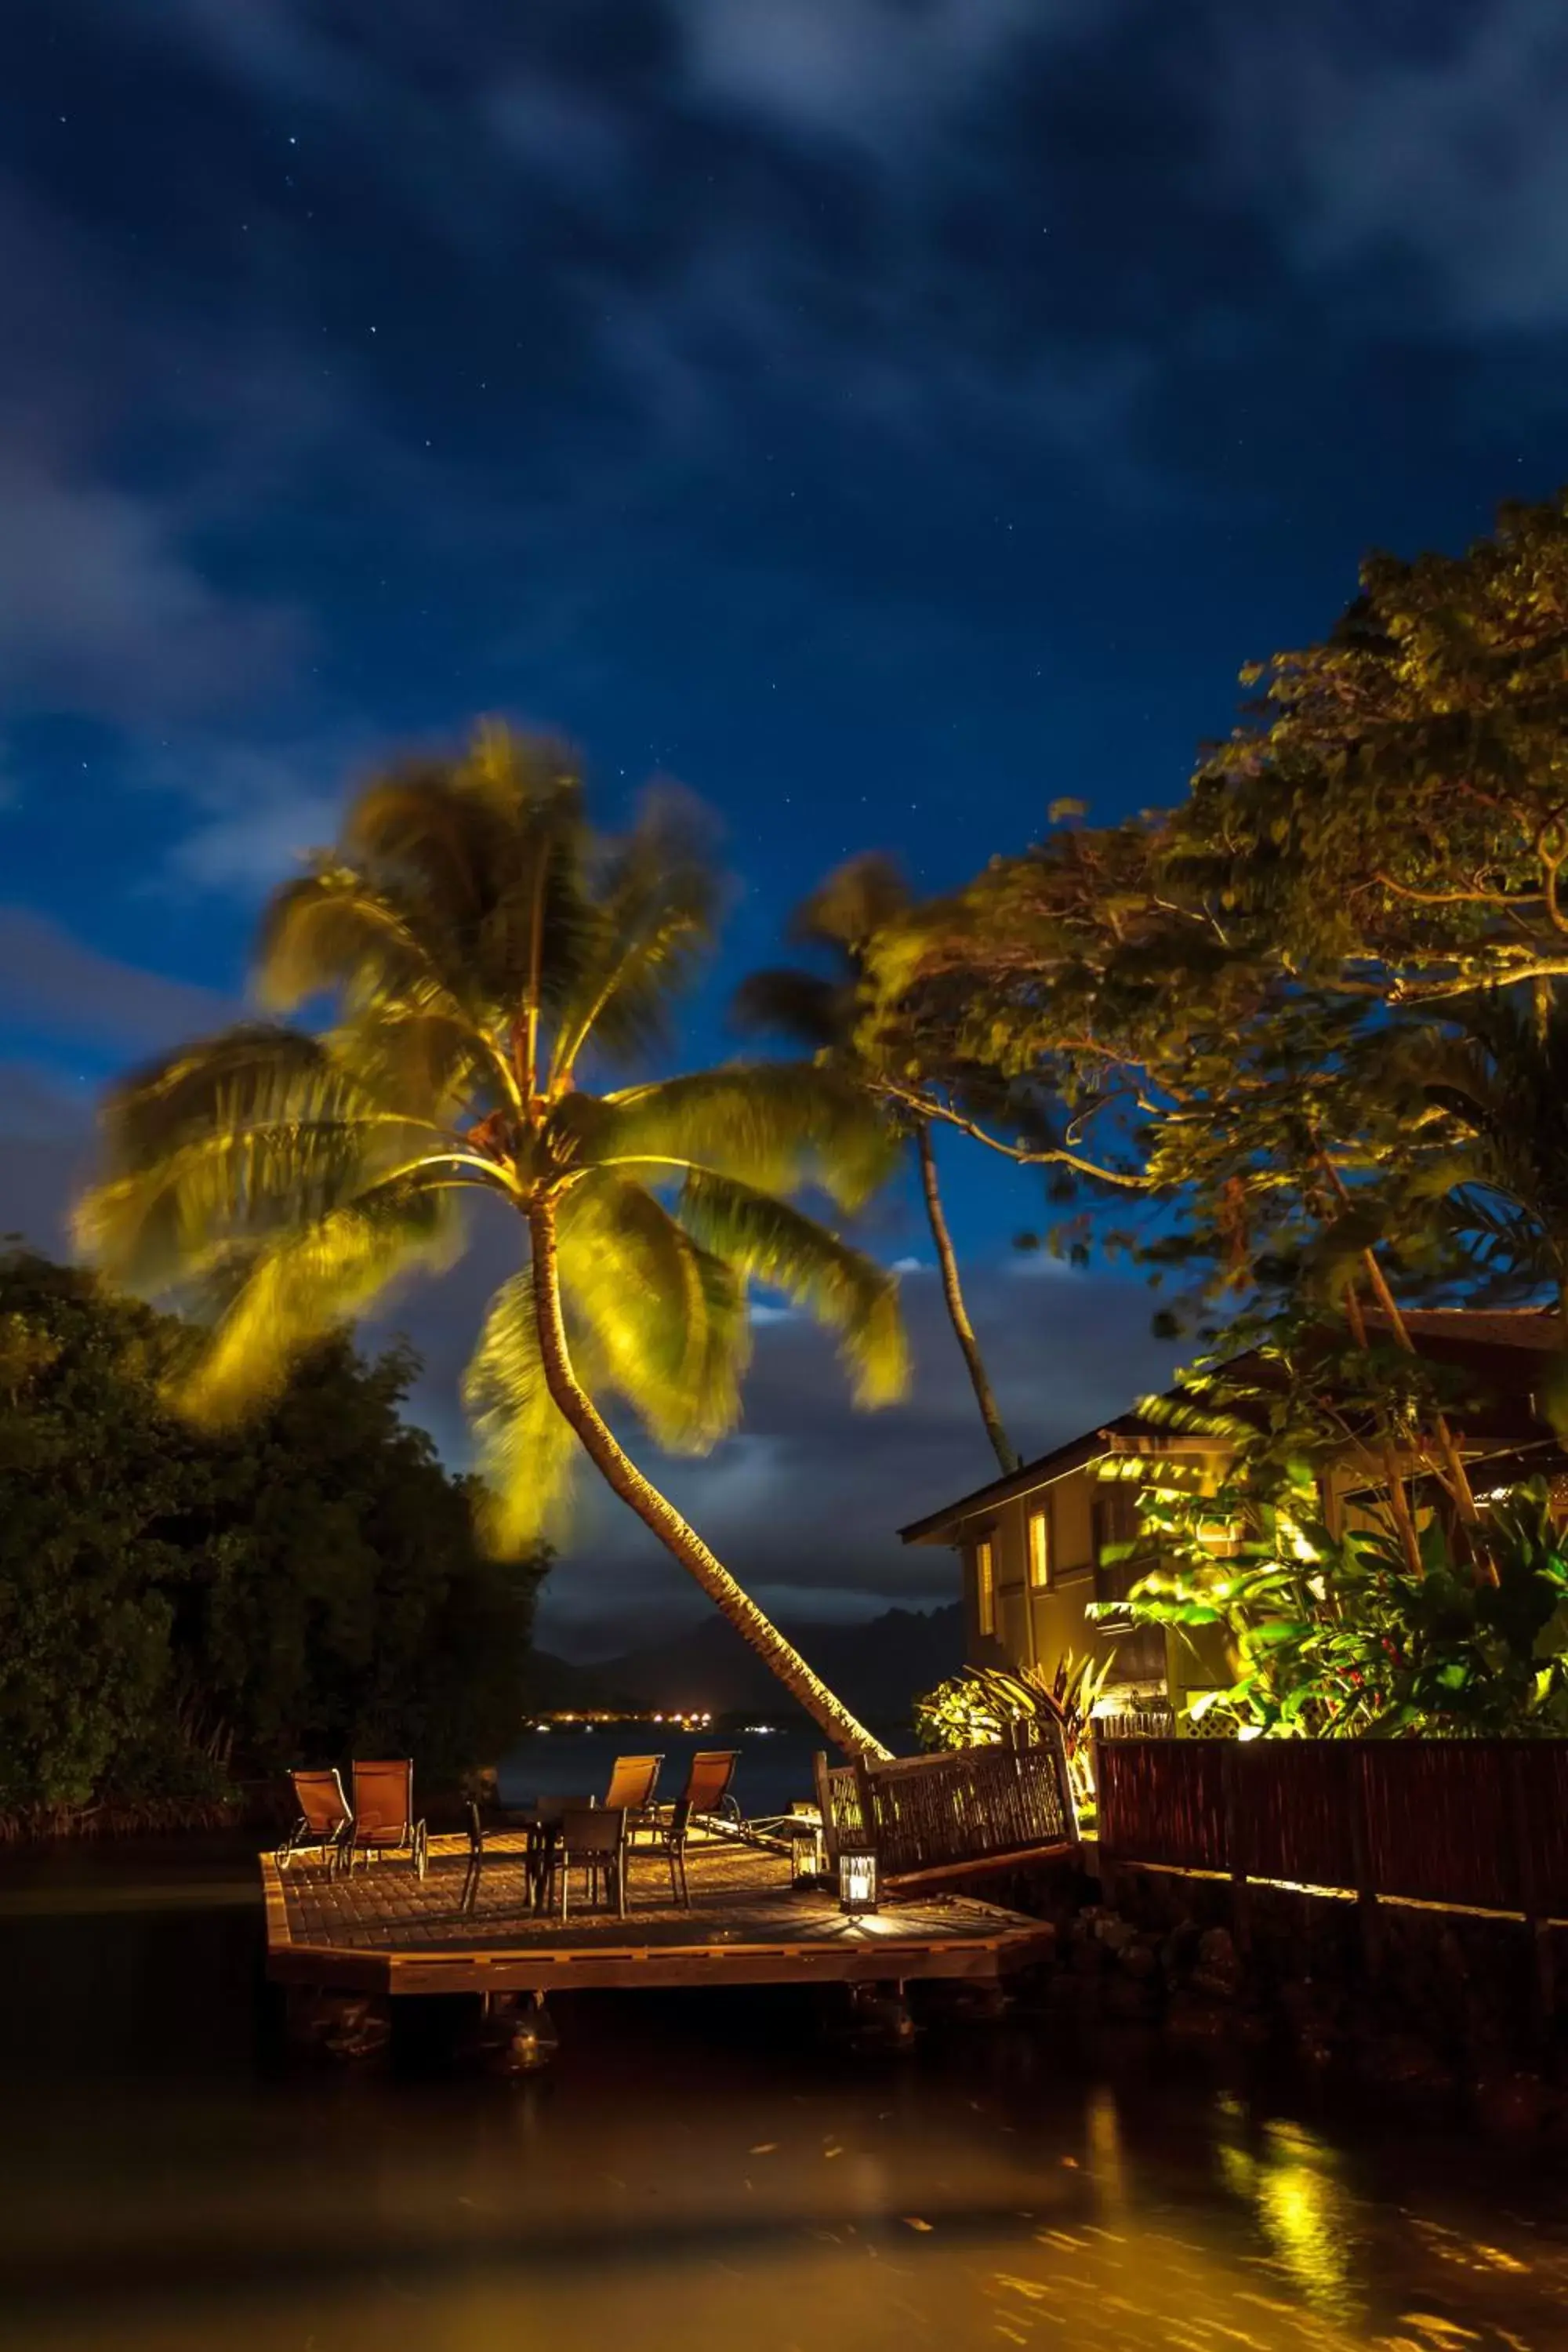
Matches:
[[74, 727, 909, 1758], [913, 1652, 1116, 1812], [736, 855, 1023, 1472], [1126, 1479, 1568, 1739]]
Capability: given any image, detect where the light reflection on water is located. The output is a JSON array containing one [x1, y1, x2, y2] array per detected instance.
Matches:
[[0, 1838, 1563, 2351]]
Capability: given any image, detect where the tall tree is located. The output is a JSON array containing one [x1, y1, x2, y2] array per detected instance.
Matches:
[[736, 855, 1022, 1475], [1171, 489, 1568, 1008], [76, 728, 908, 1759]]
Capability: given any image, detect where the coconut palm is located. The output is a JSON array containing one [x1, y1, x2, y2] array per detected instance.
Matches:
[[736, 856, 1022, 1475], [74, 727, 909, 1759]]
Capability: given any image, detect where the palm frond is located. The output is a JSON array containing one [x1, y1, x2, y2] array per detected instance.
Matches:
[[557, 1173, 747, 1450], [74, 1026, 452, 1290], [595, 1062, 897, 1207], [549, 786, 720, 1083], [170, 1180, 463, 1426], [679, 1170, 908, 1407], [463, 1268, 581, 1551], [731, 967, 848, 1051], [791, 854, 910, 950]]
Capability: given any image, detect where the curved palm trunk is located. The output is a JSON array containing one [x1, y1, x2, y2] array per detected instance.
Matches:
[[528, 1198, 892, 1762], [914, 1122, 1021, 1475]]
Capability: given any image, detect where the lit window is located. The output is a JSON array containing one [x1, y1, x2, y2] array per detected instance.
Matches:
[[975, 1537, 996, 1635], [1028, 1504, 1051, 1589]]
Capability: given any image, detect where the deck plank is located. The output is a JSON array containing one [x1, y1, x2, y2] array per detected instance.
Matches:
[[261, 1831, 1053, 1995]]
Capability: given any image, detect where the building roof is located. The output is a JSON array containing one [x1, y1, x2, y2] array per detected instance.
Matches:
[[898, 1408, 1232, 1546], [898, 1306, 1568, 1547]]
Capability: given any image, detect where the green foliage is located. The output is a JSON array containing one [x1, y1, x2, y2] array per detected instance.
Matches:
[[0, 1249, 546, 1813], [853, 495, 1568, 1334], [913, 1652, 1114, 1812], [1118, 1444, 1568, 1739]]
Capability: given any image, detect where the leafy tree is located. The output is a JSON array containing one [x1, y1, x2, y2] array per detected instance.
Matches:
[[737, 855, 1023, 1473], [76, 728, 908, 1759], [1171, 489, 1568, 1007], [0, 1248, 543, 1811]]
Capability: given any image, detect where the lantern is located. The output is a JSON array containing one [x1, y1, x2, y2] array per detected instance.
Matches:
[[838, 1844, 879, 1916], [789, 1805, 827, 1886]]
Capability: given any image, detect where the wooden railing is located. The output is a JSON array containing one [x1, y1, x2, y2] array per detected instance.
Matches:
[[814, 1738, 1077, 1888], [1096, 1737, 1568, 1926]]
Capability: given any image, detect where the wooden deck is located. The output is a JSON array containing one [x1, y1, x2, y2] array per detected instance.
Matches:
[[260, 1830, 1055, 1998]]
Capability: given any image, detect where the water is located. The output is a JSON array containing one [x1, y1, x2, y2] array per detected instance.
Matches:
[[0, 1835, 1564, 2350], [496, 1724, 824, 1817]]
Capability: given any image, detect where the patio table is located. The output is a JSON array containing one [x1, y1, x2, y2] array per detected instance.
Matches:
[[464, 1795, 597, 1914]]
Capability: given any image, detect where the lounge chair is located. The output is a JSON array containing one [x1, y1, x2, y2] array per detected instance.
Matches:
[[548, 1806, 627, 1921], [675, 1748, 739, 1828], [278, 1767, 351, 1873], [602, 1753, 662, 1841], [343, 1759, 428, 1878]]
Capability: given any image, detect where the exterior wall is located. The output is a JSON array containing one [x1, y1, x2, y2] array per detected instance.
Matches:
[[956, 1454, 1229, 1708]]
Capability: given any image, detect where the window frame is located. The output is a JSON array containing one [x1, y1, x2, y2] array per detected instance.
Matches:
[[974, 1534, 996, 1637], [1026, 1501, 1051, 1591]]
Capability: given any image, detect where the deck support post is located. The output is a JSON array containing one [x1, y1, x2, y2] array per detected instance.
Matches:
[[479, 1989, 558, 2074], [1348, 1748, 1381, 1984], [1507, 1747, 1555, 2037], [847, 1979, 916, 2051], [285, 1985, 391, 2062]]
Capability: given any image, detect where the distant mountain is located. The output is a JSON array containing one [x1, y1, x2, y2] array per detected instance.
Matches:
[[572, 1601, 965, 1730], [520, 1648, 641, 1715]]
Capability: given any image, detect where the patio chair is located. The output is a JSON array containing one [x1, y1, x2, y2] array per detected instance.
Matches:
[[548, 1806, 627, 1922], [343, 1759, 428, 1879], [677, 1748, 739, 1828], [602, 1753, 662, 1842], [277, 1766, 352, 1873], [633, 1796, 696, 1911]]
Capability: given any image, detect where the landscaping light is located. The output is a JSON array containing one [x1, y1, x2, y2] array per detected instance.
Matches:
[[838, 1846, 879, 1917]]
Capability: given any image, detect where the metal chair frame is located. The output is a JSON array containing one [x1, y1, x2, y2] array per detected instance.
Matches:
[[277, 1767, 352, 1875], [547, 1806, 628, 1921], [343, 1759, 428, 1879]]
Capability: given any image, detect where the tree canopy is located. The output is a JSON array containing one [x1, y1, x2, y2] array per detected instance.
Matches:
[[0, 1247, 546, 1815]]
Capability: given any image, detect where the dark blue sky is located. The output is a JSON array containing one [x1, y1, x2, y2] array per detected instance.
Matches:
[[4, 1, 1568, 1648]]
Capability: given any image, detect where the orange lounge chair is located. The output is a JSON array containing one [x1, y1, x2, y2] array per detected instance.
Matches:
[[343, 1759, 428, 1878], [278, 1767, 352, 1874]]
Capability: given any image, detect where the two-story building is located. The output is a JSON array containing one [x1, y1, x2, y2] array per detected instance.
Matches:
[[899, 1308, 1568, 1711]]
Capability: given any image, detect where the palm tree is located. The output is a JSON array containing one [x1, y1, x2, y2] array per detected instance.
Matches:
[[735, 857, 1022, 1476], [74, 727, 909, 1758]]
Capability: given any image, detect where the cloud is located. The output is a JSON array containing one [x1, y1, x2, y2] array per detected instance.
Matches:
[[0, 456, 299, 725], [673, 0, 1083, 157], [0, 909, 238, 1054], [1203, 0, 1568, 330], [0, 184, 307, 728], [516, 1257, 1178, 1651], [148, 737, 363, 898]]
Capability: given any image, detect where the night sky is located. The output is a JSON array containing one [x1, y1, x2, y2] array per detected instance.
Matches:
[[4, 2, 1568, 1653]]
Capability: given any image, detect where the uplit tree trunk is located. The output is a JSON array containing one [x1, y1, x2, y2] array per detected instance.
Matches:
[[914, 1121, 1021, 1476], [528, 1197, 893, 1762]]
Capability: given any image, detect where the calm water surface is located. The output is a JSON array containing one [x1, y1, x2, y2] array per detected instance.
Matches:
[[0, 1831, 1564, 2352], [496, 1722, 826, 1814]]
